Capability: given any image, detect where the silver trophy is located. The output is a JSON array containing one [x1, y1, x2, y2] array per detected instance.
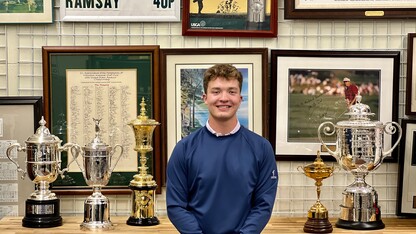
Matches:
[[75, 118, 123, 230], [318, 94, 401, 230], [6, 116, 80, 228]]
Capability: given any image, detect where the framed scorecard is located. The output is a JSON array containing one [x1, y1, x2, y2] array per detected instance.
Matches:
[[60, 0, 180, 22]]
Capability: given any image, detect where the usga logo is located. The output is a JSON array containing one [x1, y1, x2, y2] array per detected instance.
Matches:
[[191, 20, 206, 28]]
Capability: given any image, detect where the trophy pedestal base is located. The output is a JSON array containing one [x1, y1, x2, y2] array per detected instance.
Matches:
[[80, 221, 114, 230], [126, 216, 159, 226], [81, 194, 112, 230], [335, 219, 385, 230], [22, 199, 62, 228], [126, 183, 159, 226], [303, 217, 333, 233]]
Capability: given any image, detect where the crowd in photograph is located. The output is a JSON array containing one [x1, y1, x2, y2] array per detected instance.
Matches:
[[289, 72, 380, 96]]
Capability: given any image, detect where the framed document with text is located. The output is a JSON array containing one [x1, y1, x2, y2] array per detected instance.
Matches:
[[42, 46, 162, 194]]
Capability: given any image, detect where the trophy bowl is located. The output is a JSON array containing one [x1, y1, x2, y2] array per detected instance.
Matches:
[[75, 118, 123, 230], [317, 95, 401, 230], [298, 151, 335, 233], [6, 116, 80, 228]]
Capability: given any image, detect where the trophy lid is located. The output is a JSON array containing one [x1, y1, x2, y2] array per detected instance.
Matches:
[[26, 116, 62, 144], [129, 97, 160, 127], [84, 118, 109, 150], [337, 93, 383, 128], [303, 151, 333, 173]]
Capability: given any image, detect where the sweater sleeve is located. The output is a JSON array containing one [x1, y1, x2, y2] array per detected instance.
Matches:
[[239, 140, 278, 234], [166, 142, 203, 234]]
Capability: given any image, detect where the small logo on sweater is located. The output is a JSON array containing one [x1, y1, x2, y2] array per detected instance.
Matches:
[[270, 170, 277, 179]]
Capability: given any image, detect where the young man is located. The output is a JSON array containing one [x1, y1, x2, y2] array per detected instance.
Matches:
[[166, 64, 278, 234]]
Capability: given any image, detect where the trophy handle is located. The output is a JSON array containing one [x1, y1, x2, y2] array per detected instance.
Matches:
[[296, 166, 305, 174], [109, 144, 124, 173], [317, 121, 337, 158], [6, 143, 27, 179], [58, 143, 81, 178], [382, 121, 402, 157]]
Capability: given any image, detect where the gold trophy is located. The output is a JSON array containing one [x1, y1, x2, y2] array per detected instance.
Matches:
[[298, 151, 335, 233], [126, 98, 160, 226]]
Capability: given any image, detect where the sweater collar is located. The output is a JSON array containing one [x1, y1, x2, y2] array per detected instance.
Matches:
[[206, 120, 241, 137]]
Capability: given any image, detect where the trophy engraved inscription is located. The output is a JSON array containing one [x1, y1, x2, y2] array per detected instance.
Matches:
[[6, 117, 80, 228], [298, 151, 335, 233], [75, 118, 123, 230], [318, 94, 402, 230], [126, 98, 160, 226]]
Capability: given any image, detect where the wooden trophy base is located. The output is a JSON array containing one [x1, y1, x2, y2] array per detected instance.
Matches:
[[303, 217, 333, 233]]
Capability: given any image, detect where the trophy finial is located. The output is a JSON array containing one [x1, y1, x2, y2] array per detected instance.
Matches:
[[139, 97, 148, 120], [92, 118, 102, 143]]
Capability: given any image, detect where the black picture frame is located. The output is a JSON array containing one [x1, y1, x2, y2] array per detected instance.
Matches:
[[269, 49, 400, 162]]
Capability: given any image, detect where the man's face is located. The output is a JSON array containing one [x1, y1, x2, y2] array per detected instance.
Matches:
[[202, 77, 242, 123], [344, 81, 351, 87]]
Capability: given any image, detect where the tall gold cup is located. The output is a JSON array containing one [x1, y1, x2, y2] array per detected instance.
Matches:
[[126, 98, 160, 226], [298, 151, 335, 233]]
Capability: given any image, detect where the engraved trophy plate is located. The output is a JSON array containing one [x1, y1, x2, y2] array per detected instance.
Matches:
[[6, 116, 80, 228], [126, 98, 160, 226], [318, 94, 402, 230], [75, 118, 123, 230]]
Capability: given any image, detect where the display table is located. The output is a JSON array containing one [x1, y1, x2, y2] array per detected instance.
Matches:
[[0, 216, 415, 233]]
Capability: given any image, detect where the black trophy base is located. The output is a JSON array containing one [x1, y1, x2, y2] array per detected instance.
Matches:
[[23, 199, 62, 228], [335, 219, 385, 230], [303, 217, 333, 233], [126, 216, 159, 226]]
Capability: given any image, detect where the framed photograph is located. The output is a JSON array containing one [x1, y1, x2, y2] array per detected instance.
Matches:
[[397, 119, 416, 217], [182, 0, 277, 37], [0, 96, 43, 216], [284, 0, 416, 19], [160, 48, 268, 183], [42, 46, 162, 194], [406, 33, 416, 115], [0, 0, 53, 23], [60, 0, 180, 22], [269, 50, 400, 161]]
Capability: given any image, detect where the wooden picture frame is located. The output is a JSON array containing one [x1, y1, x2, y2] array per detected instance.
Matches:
[[182, 0, 277, 37], [0, 0, 53, 23], [0, 96, 43, 216], [42, 46, 162, 194], [284, 0, 416, 19], [269, 49, 400, 161], [60, 0, 180, 22], [160, 48, 269, 184], [406, 33, 416, 115], [397, 119, 416, 217]]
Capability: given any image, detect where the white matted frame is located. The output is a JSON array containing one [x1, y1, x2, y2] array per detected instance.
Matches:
[[0, 0, 53, 23], [0, 96, 43, 216], [60, 0, 180, 22], [269, 50, 400, 161], [397, 119, 416, 217], [160, 48, 268, 182]]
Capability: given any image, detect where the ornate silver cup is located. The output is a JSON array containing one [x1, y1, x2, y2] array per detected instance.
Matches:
[[75, 118, 123, 230], [5, 116, 80, 228], [317, 95, 401, 230]]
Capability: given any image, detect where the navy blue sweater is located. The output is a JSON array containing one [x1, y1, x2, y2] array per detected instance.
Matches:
[[167, 126, 278, 234]]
